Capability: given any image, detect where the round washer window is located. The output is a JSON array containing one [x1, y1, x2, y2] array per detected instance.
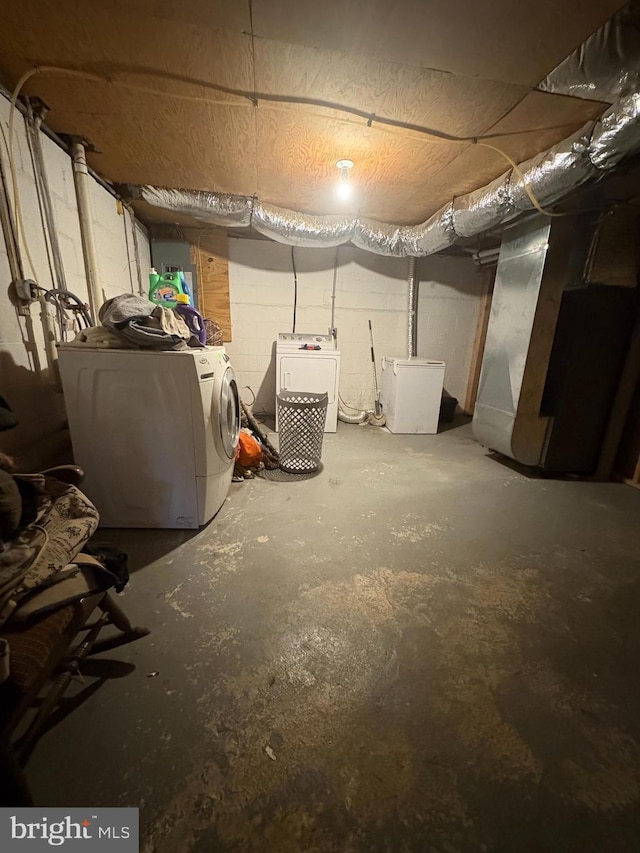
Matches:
[[219, 369, 240, 459]]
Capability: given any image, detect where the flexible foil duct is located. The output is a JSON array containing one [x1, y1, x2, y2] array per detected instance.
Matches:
[[402, 202, 457, 256], [590, 92, 640, 169], [252, 202, 353, 247], [352, 219, 408, 257], [538, 0, 640, 103], [140, 185, 253, 227], [407, 256, 417, 359], [507, 124, 598, 214], [452, 172, 513, 236], [139, 85, 640, 256]]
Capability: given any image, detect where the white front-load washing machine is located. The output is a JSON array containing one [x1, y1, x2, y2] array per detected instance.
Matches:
[[58, 347, 240, 528]]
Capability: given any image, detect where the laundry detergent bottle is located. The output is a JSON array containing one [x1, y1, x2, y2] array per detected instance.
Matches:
[[179, 272, 194, 306], [149, 271, 184, 308], [174, 293, 207, 345]]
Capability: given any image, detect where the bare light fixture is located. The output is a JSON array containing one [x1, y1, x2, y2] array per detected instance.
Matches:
[[336, 159, 354, 200]]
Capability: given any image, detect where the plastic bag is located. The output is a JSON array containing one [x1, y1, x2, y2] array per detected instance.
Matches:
[[236, 430, 263, 468]]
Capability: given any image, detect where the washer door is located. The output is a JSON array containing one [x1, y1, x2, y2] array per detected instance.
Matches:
[[219, 366, 240, 459]]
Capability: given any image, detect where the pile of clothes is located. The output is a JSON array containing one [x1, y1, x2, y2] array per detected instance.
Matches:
[[0, 460, 132, 682], [0, 386, 131, 684], [69, 293, 205, 351]]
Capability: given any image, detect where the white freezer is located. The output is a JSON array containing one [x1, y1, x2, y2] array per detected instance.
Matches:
[[381, 357, 445, 434]]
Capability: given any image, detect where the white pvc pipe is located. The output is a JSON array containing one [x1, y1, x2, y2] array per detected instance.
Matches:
[[474, 247, 501, 260], [71, 139, 101, 322], [38, 293, 61, 387]]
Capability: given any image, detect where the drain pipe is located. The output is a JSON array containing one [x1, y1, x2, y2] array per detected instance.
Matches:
[[407, 256, 417, 358], [71, 138, 100, 322]]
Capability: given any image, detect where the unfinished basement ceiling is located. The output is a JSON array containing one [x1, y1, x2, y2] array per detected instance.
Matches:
[[0, 0, 626, 226]]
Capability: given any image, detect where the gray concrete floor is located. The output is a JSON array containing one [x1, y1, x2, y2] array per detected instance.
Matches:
[[28, 421, 640, 852]]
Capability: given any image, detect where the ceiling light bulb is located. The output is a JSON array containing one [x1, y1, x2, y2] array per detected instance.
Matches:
[[335, 159, 354, 202], [337, 180, 352, 200]]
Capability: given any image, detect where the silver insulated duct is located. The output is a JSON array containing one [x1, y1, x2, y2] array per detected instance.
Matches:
[[539, 0, 640, 104], [138, 7, 640, 257]]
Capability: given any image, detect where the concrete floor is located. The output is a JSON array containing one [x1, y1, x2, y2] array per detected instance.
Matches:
[[28, 421, 640, 852]]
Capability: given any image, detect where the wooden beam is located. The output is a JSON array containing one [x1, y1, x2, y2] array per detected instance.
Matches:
[[464, 269, 495, 415]]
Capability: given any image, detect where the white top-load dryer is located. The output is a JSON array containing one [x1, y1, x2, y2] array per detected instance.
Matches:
[[58, 347, 240, 529], [381, 357, 445, 434], [276, 333, 340, 432]]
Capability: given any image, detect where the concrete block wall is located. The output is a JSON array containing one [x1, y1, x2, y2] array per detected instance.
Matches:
[[227, 238, 487, 415], [89, 179, 149, 302], [0, 93, 150, 462], [416, 255, 491, 405]]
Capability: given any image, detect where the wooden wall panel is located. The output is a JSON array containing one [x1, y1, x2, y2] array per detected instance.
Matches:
[[464, 271, 495, 414], [148, 222, 232, 340], [189, 234, 232, 342]]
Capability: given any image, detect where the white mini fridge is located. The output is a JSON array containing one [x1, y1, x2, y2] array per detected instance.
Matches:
[[381, 357, 445, 434]]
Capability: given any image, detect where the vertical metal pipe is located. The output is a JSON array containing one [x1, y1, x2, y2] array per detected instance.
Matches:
[[0, 151, 22, 282], [407, 256, 417, 358], [71, 139, 100, 322], [128, 206, 145, 296], [330, 245, 339, 339], [0, 125, 46, 378], [30, 106, 68, 290]]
